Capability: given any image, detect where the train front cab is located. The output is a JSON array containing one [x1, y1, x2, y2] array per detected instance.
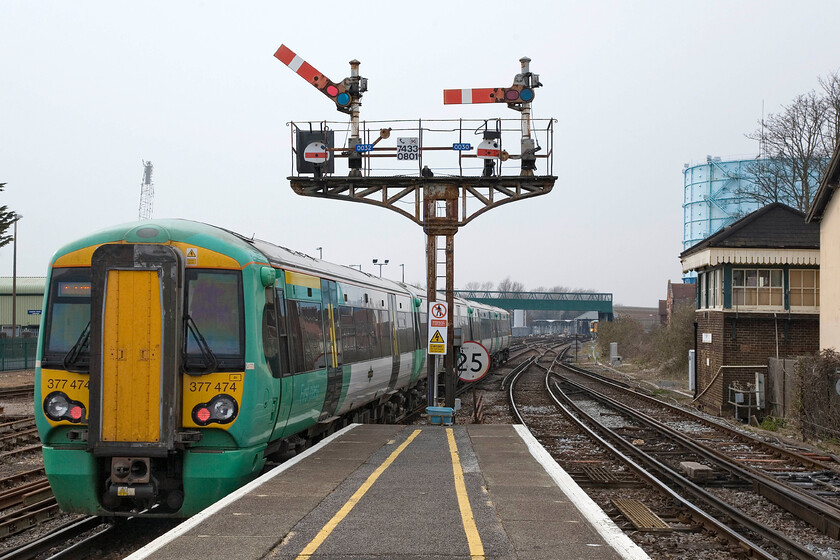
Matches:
[[38, 240, 262, 517]]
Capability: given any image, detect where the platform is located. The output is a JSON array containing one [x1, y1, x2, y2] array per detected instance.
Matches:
[[125, 424, 649, 560]]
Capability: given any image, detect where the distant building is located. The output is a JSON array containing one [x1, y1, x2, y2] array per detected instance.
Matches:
[[680, 203, 819, 417], [659, 281, 695, 326]]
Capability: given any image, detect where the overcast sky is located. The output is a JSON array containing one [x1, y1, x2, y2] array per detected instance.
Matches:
[[2, 1, 839, 306]]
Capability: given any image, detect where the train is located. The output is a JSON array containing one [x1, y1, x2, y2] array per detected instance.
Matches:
[[34, 219, 511, 517]]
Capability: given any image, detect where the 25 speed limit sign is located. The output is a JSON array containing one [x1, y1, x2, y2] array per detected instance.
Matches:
[[457, 341, 490, 382]]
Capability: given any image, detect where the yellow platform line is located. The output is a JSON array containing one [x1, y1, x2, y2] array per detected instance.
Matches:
[[447, 427, 485, 559], [295, 429, 422, 560]]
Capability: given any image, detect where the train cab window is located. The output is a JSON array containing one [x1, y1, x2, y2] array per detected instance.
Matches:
[[42, 268, 92, 370], [184, 270, 244, 373]]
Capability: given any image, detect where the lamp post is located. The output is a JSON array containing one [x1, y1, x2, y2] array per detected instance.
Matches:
[[11, 214, 21, 339], [316, 247, 322, 259], [372, 258, 389, 277], [400, 263, 405, 282]]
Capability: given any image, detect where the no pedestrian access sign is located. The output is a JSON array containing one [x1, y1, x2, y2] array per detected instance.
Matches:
[[428, 301, 448, 355]]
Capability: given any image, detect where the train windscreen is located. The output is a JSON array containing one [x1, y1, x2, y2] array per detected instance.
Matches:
[[183, 269, 245, 372], [42, 268, 92, 369]]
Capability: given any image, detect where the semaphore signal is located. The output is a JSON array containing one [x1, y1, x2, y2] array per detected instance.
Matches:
[[275, 45, 368, 175]]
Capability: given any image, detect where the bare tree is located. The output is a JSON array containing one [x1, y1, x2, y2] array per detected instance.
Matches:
[[497, 277, 525, 294], [743, 71, 840, 212], [820, 70, 840, 148]]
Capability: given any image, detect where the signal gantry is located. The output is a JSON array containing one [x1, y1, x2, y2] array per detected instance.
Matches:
[[275, 46, 557, 411]]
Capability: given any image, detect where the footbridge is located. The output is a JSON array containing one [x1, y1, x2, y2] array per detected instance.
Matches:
[[453, 290, 614, 321]]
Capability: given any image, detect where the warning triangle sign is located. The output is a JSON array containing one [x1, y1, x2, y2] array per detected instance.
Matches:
[[187, 248, 197, 258], [429, 330, 445, 343]]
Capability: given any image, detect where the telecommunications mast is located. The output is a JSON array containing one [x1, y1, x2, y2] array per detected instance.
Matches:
[[139, 160, 154, 220]]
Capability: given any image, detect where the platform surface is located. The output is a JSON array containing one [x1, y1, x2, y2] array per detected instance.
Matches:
[[126, 424, 649, 560]]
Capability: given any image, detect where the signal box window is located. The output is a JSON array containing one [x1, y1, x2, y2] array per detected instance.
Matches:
[[732, 269, 783, 307], [789, 269, 820, 308]]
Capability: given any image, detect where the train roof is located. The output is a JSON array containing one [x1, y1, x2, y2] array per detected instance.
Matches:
[[49, 219, 509, 317]]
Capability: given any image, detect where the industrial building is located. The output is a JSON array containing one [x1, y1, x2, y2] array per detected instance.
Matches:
[[682, 156, 814, 282], [0, 277, 45, 337]]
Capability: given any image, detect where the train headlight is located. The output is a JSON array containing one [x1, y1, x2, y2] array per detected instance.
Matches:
[[44, 391, 86, 423], [191, 394, 238, 426], [211, 395, 237, 422]]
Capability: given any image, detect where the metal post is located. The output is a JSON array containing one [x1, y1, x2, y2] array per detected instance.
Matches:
[[11, 215, 20, 339], [444, 233, 456, 408], [519, 57, 536, 176], [425, 230, 437, 407], [348, 59, 363, 176]]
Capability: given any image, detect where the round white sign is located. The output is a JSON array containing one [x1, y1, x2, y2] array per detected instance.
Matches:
[[457, 341, 490, 382], [303, 142, 330, 164]]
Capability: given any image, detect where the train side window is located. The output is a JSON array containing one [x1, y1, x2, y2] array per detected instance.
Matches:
[[340, 306, 359, 363], [263, 286, 290, 378], [286, 301, 304, 373], [397, 311, 414, 352], [419, 312, 428, 344], [355, 308, 376, 361], [376, 309, 392, 358], [287, 300, 324, 372], [275, 286, 290, 376], [262, 287, 280, 377]]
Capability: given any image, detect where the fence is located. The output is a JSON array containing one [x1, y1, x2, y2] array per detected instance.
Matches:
[[0, 338, 38, 371]]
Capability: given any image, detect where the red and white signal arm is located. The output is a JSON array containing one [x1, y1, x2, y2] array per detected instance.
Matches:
[[304, 142, 330, 164], [458, 341, 490, 382], [477, 138, 500, 159]]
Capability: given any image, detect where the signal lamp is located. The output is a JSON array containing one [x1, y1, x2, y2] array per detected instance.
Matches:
[[44, 391, 86, 423], [326, 84, 339, 97], [195, 407, 211, 423], [335, 92, 351, 106], [519, 88, 534, 102], [505, 89, 519, 101]]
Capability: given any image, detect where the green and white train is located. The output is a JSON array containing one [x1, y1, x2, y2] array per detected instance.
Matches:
[[35, 219, 511, 517]]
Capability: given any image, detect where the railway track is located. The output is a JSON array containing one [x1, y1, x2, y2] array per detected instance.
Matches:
[[558, 362, 840, 540], [508, 350, 836, 559], [0, 385, 34, 401]]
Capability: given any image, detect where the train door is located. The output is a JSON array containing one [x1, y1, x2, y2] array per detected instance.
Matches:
[[87, 244, 183, 454], [266, 274, 293, 441], [320, 279, 343, 420]]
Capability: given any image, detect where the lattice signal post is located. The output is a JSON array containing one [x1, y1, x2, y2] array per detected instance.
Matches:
[[276, 46, 556, 410]]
